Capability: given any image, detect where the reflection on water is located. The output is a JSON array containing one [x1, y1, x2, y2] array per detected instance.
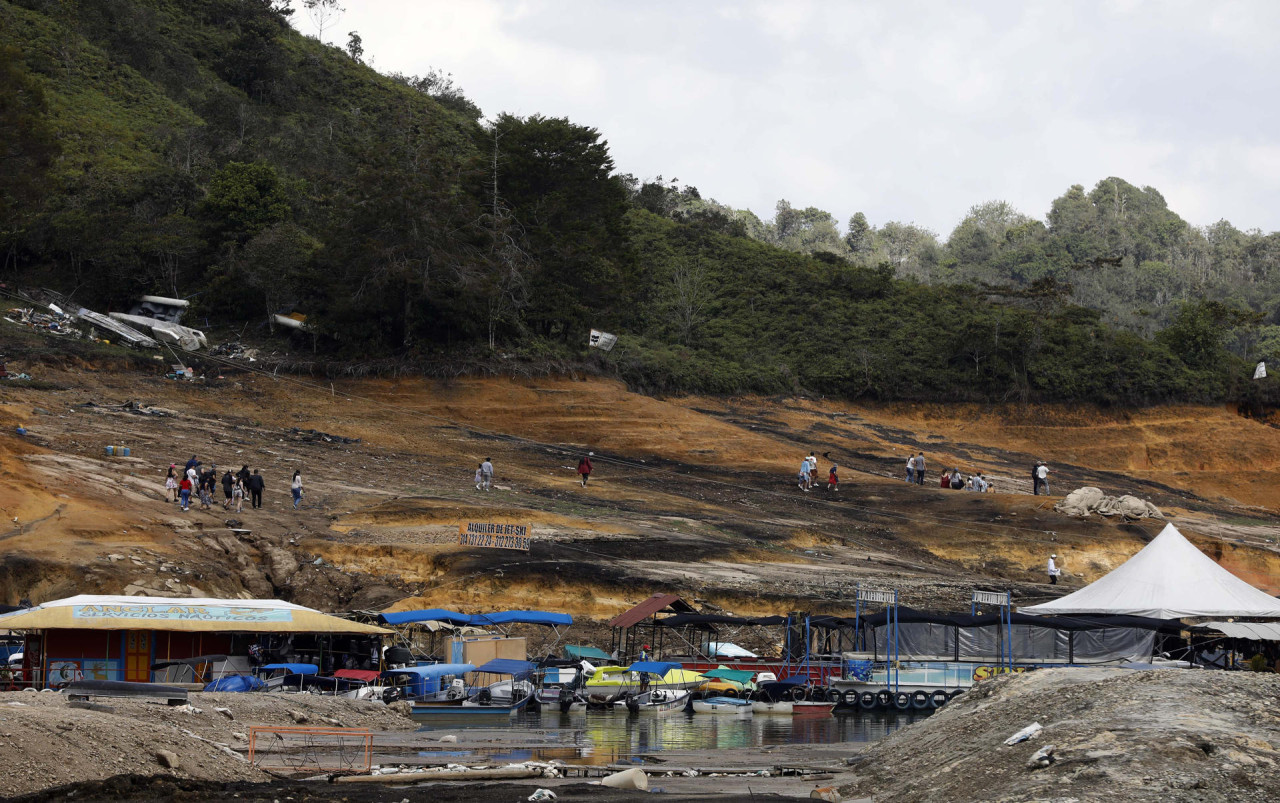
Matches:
[[417, 709, 930, 764]]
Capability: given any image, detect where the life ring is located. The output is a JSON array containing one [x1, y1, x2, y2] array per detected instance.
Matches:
[[858, 691, 877, 710], [893, 691, 911, 710], [930, 689, 950, 708], [788, 686, 807, 702], [911, 690, 931, 709], [841, 689, 860, 706]]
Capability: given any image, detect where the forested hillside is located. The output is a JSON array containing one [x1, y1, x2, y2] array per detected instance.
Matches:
[[1, 0, 1275, 407]]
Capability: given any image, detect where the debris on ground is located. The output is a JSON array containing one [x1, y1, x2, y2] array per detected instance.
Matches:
[[839, 667, 1280, 802], [287, 427, 361, 444], [209, 342, 259, 361], [1054, 486, 1164, 519]]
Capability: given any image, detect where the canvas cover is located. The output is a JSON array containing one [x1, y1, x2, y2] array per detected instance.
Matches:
[[1020, 524, 1280, 619], [0, 595, 390, 635]]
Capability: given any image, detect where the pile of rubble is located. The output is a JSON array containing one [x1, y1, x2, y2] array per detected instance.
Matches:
[[1055, 486, 1163, 520]]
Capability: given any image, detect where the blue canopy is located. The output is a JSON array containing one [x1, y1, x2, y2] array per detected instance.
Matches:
[[377, 609, 571, 627], [564, 645, 612, 661], [472, 659, 537, 678], [382, 663, 475, 679], [379, 608, 474, 626], [259, 663, 318, 675], [625, 661, 683, 676], [475, 610, 573, 627]]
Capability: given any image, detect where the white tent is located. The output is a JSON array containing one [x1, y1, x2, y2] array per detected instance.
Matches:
[[1020, 523, 1280, 619]]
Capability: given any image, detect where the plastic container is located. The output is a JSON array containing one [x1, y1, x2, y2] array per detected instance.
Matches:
[[105, 446, 114, 456], [15, 427, 26, 436]]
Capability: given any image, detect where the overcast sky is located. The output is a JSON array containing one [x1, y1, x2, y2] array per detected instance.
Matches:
[[304, 1, 1280, 239]]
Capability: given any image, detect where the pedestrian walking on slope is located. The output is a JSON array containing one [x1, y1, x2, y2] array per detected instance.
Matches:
[[828, 464, 839, 492], [807, 452, 818, 490], [221, 470, 234, 509], [232, 477, 245, 513], [1047, 553, 1062, 585], [799, 458, 812, 492], [481, 457, 494, 492], [578, 453, 593, 487], [1031, 462, 1041, 495], [906, 455, 915, 483], [291, 470, 303, 510], [178, 475, 192, 511], [475, 463, 485, 491], [165, 465, 178, 502], [237, 464, 251, 488], [1035, 462, 1051, 496], [915, 452, 926, 486], [248, 469, 265, 509]]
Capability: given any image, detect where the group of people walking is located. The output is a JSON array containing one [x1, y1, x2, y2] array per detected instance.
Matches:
[[164, 457, 302, 512], [797, 452, 839, 492]]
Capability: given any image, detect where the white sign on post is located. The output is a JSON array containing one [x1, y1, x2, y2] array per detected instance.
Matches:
[[588, 329, 618, 352]]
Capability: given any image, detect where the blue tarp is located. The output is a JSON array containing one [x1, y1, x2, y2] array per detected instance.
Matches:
[[564, 645, 612, 661], [204, 675, 265, 692], [474, 610, 573, 627], [472, 659, 536, 678], [379, 609, 474, 626], [378, 609, 572, 627], [625, 661, 683, 676], [260, 663, 318, 675]]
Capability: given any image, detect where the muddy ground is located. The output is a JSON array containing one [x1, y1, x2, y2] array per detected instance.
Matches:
[[839, 667, 1280, 802]]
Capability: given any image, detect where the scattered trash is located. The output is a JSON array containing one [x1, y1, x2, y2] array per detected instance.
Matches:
[[210, 342, 259, 360], [1004, 722, 1043, 745], [1026, 744, 1056, 769], [599, 767, 648, 791], [438, 734, 458, 743], [528, 790, 557, 802], [214, 707, 234, 720]]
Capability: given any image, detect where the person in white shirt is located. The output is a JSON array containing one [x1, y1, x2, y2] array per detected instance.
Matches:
[[1047, 553, 1062, 585], [1036, 463, 1050, 495], [481, 458, 494, 492], [906, 455, 915, 483]]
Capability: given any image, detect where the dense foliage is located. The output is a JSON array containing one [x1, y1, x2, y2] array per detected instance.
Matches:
[[0, 0, 1274, 407]]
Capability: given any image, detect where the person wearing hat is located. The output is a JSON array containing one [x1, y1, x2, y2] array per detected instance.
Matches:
[[1047, 553, 1063, 585]]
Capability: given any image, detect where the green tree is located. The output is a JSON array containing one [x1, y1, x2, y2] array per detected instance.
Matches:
[[203, 162, 293, 243]]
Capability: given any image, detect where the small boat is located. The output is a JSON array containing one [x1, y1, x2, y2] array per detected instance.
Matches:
[[382, 663, 475, 704], [412, 659, 536, 721], [751, 700, 793, 714], [621, 687, 690, 714], [692, 696, 753, 715], [792, 701, 835, 717], [256, 662, 318, 692], [585, 661, 706, 705]]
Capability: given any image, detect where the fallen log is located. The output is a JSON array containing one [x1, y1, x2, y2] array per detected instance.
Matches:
[[334, 766, 542, 784]]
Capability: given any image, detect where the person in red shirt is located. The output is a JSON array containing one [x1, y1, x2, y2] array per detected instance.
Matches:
[[577, 453, 593, 487], [178, 477, 193, 511]]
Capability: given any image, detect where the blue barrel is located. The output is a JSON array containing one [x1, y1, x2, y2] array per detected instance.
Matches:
[[122, 447, 131, 457], [105, 446, 114, 456], [15, 427, 26, 436]]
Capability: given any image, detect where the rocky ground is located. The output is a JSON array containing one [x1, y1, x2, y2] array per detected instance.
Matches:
[[839, 667, 1280, 802], [0, 690, 417, 799]]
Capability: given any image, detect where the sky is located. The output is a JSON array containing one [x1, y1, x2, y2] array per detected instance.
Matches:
[[300, 0, 1280, 239]]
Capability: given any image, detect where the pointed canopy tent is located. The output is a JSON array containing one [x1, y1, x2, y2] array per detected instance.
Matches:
[[1020, 524, 1280, 620]]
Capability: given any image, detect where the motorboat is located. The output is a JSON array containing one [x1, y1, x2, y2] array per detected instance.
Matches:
[[256, 662, 318, 691], [751, 700, 793, 714], [584, 662, 704, 704], [622, 687, 690, 713], [617, 662, 696, 713], [692, 696, 753, 714], [382, 663, 475, 704], [412, 659, 536, 721]]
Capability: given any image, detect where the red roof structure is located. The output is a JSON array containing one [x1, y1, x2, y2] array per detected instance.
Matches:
[[609, 594, 697, 629]]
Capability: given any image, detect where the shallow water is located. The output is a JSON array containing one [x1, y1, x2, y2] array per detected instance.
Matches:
[[415, 708, 930, 764]]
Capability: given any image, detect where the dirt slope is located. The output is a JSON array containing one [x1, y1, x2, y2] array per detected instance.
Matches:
[[1, 354, 1279, 619]]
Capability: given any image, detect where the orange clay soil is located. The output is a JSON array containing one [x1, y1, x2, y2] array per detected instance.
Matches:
[[1, 365, 1278, 619]]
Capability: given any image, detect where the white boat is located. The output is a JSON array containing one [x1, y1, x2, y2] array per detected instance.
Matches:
[[109, 312, 207, 350], [751, 700, 793, 715], [692, 696, 753, 715], [620, 688, 690, 713]]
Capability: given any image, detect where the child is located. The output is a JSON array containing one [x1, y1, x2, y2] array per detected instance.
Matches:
[[475, 464, 484, 491], [232, 478, 245, 513], [165, 465, 178, 502], [828, 464, 839, 491]]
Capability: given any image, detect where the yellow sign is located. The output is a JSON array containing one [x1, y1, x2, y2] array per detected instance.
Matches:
[[458, 522, 532, 551], [972, 665, 1033, 681]]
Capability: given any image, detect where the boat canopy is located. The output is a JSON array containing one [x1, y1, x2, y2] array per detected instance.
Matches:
[[259, 663, 318, 675], [564, 644, 612, 661], [701, 667, 755, 684], [379, 608, 474, 626], [383, 663, 475, 679], [625, 661, 683, 676], [378, 609, 572, 627], [471, 659, 537, 678]]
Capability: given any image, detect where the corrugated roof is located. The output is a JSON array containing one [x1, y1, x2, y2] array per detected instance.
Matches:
[[609, 593, 696, 628], [1199, 621, 1280, 642]]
